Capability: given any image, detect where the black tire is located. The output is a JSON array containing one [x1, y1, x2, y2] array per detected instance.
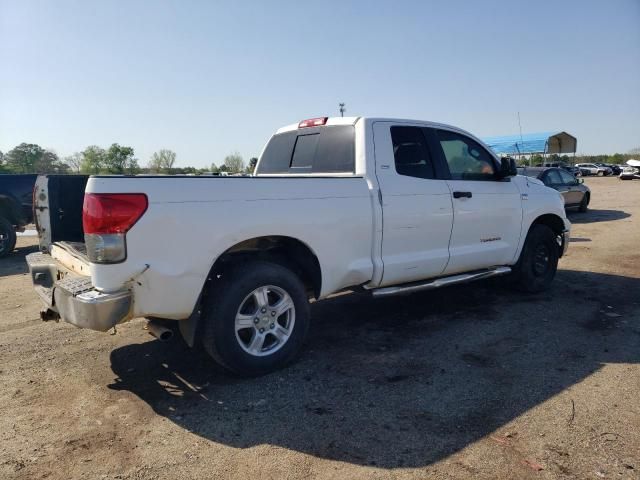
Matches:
[[578, 193, 589, 213], [201, 261, 310, 376], [510, 225, 559, 293], [0, 217, 17, 259]]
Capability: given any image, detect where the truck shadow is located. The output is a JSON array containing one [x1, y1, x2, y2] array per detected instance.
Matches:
[[0, 243, 39, 278], [108, 270, 639, 468], [567, 209, 630, 224]]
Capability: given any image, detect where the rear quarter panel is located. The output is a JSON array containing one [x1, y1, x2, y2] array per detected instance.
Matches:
[[86, 176, 374, 319]]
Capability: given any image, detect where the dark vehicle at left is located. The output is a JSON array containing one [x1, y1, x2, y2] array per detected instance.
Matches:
[[518, 167, 590, 212], [0, 174, 37, 257]]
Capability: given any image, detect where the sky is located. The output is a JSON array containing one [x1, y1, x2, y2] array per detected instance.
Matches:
[[1, 0, 639, 168]]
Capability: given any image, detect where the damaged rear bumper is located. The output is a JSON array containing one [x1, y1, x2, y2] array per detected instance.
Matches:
[[26, 251, 132, 332]]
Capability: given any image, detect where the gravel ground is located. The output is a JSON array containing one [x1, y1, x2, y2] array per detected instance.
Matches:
[[0, 176, 638, 480]]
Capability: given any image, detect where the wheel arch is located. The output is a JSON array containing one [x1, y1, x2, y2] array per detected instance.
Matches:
[[526, 213, 567, 258], [179, 235, 322, 347], [211, 235, 322, 299]]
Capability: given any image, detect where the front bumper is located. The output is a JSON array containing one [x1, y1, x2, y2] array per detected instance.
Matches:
[[26, 252, 132, 332]]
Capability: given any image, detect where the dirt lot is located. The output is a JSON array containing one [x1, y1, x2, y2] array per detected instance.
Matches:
[[1, 177, 638, 480]]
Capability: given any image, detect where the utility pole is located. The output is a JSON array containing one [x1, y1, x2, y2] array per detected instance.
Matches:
[[339, 102, 346, 117]]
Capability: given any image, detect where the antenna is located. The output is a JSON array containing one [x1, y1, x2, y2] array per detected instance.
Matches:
[[517, 111, 527, 166], [339, 102, 346, 117]]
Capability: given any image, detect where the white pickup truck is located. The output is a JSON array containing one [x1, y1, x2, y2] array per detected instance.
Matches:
[[27, 117, 570, 375]]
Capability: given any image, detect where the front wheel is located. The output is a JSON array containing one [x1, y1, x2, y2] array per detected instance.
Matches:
[[510, 225, 559, 293], [201, 261, 310, 376], [578, 193, 589, 212], [0, 217, 17, 259], [597, 171, 604, 177]]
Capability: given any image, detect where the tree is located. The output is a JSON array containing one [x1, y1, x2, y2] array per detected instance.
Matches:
[[4, 143, 44, 173], [126, 158, 141, 175], [223, 152, 244, 173], [3, 143, 65, 173], [247, 157, 258, 173], [39, 150, 65, 173], [148, 149, 177, 173], [80, 146, 106, 174], [104, 143, 137, 174], [210, 163, 219, 174], [610, 153, 625, 165], [64, 152, 83, 173], [0, 150, 6, 173]]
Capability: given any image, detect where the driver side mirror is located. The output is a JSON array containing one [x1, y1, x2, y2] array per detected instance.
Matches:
[[577, 177, 584, 184], [497, 156, 518, 179]]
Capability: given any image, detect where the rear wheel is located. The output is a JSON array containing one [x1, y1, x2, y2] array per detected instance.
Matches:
[[0, 217, 17, 258], [511, 225, 559, 293], [201, 261, 310, 376], [597, 170, 604, 177]]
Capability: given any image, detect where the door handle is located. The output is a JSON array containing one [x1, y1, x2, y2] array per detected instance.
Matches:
[[453, 191, 472, 199]]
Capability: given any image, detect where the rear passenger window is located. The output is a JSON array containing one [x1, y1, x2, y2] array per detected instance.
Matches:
[[256, 126, 355, 174], [390, 126, 435, 179]]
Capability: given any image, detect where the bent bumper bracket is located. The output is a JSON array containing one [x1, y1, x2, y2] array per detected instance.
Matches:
[[26, 252, 132, 332]]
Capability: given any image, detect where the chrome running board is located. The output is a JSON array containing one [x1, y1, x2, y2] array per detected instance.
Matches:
[[371, 266, 511, 297]]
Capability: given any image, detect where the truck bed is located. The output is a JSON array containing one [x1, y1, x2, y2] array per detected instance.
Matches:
[[37, 174, 376, 322]]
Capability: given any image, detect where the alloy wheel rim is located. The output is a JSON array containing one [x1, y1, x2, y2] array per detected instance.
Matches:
[[234, 285, 295, 357]]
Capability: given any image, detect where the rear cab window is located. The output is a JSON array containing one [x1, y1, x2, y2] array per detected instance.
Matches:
[[256, 126, 355, 174]]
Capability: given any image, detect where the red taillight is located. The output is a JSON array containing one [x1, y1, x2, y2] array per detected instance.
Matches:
[[298, 117, 328, 128], [83, 193, 148, 234]]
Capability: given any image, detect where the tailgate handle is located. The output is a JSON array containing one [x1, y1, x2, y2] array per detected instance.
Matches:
[[453, 191, 472, 199]]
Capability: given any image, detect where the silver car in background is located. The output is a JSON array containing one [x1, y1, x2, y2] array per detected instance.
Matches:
[[576, 163, 610, 176]]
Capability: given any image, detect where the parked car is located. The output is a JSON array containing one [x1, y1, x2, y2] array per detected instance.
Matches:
[[576, 163, 609, 176], [518, 167, 590, 211], [542, 162, 581, 177], [620, 160, 640, 180], [594, 163, 614, 176], [0, 174, 37, 257], [26, 116, 570, 376], [603, 164, 622, 175]]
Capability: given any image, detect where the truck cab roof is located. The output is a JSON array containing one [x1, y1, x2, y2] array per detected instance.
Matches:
[[276, 116, 478, 138]]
